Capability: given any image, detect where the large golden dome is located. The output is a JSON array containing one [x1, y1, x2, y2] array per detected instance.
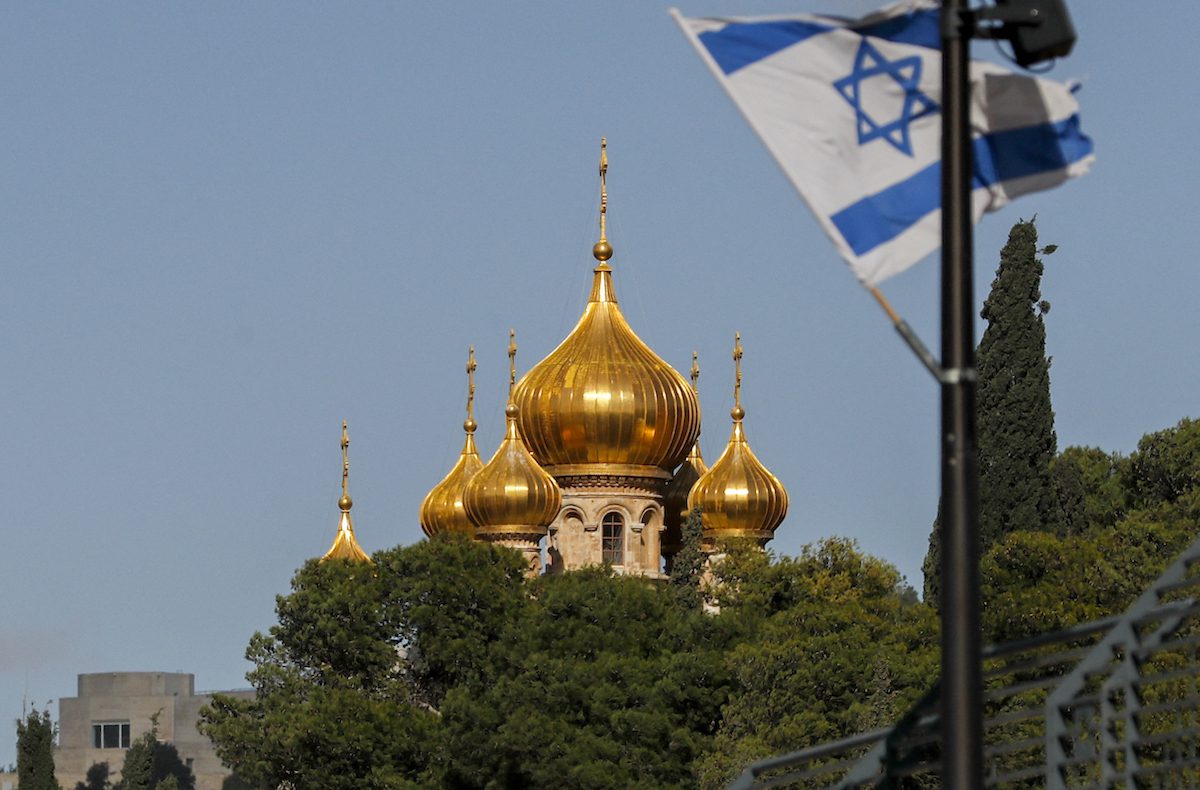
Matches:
[[420, 348, 484, 538], [688, 336, 787, 546], [463, 334, 562, 536], [512, 141, 700, 478]]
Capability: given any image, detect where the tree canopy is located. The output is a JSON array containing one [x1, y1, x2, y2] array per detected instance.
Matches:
[[697, 540, 937, 788], [203, 533, 940, 789], [201, 553, 439, 790], [204, 415, 1199, 788], [982, 417, 1200, 643], [441, 565, 737, 789]]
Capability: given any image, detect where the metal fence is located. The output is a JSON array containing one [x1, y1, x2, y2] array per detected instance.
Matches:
[[729, 535, 1200, 789]]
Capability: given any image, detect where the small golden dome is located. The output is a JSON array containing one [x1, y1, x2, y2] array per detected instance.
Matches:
[[512, 141, 700, 477], [420, 347, 485, 538], [688, 336, 787, 546], [420, 433, 483, 538], [663, 352, 708, 554], [323, 421, 371, 563], [464, 333, 562, 535]]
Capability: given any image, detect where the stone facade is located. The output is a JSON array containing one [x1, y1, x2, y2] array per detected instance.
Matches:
[[55, 672, 252, 790]]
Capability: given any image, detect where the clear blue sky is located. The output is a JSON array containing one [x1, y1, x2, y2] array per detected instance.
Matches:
[[2, 1, 1196, 766]]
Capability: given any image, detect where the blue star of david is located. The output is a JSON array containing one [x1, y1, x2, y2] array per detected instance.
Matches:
[[832, 39, 940, 157]]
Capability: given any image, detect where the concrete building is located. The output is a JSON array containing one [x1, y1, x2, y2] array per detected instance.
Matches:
[[56, 672, 252, 790]]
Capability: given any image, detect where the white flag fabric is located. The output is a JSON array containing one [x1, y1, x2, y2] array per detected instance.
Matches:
[[671, 1, 1094, 285]]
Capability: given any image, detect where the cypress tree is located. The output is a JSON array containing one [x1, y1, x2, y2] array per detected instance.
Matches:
[[16, 707, 58, 790], [924, 220, 1060, 605]]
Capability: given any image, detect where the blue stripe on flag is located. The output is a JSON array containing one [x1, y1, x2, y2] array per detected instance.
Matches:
[[699, 8, 940, 76], [976, 114, 1093, 184], [699, 21, 832, 75], [852, 8, 941, 50], [831, 115, 1094, 256]]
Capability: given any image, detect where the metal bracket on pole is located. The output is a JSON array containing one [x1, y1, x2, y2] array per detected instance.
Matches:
[[966, 5, 1047, 39], [869, 286, 976, 386], [892, 320, 978, 386], [943, 5, 1042, 40]]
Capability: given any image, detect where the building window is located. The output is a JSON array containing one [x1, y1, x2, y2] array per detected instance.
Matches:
[[602, 512, 624, 565], [92, 721, 130, 749]]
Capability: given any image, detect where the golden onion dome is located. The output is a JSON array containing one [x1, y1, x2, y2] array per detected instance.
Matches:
[[688, 335, 788, 546], [420, 347, 485, 538], [663, 352, 708, 553], [322, 422, 372, 563], [463, 332, 562, 534], [512, 139, 700, 478]]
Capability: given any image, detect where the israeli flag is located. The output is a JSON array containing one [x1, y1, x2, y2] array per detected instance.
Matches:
[[671, 1, 1094, 285]]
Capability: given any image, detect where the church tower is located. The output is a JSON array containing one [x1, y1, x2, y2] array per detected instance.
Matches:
[[512, 140, 701, 578], [419, 141, 787, 575]]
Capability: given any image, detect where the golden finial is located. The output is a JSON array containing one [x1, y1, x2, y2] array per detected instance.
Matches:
[[465, 346, 478, 434], [593, 137, 613, 263], [690, 351, 700, 395], [323, 420, 371, 563], [339, 420, 352, 510], [732, 333, 745, 422], [508, 329, 518, 400]]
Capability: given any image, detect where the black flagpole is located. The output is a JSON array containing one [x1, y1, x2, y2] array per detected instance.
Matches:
[[940, 0, 984, 787]]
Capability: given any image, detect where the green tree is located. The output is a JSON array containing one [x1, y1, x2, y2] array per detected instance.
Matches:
[[1128, 418, 1200, 507], [201, 535, 529, 789], [982, 418, 1200, 643], [1051, 446, 1128, 534], [76, 762, 111, 790], [113, 715, 193, 790], [668, 507, 707, 611], [699, 539, 938, 789], [375, 533, 529, 708], [201, 553, 441, 790], [925, 220, 1060, 605], [115, 730, 154, 790], [440, 567, 732, 789], [16, 707, 58, 790], [980, 505, 1195, 644]]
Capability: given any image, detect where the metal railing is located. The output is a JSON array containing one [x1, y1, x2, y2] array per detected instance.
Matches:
[[729, 535, 1200, 789]]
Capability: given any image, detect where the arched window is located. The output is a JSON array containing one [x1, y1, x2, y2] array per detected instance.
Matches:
[[601, 512, 624, 565]]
